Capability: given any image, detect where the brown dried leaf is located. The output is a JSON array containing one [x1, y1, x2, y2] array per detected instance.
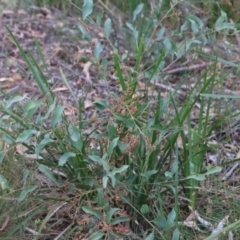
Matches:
[[236, 150, 240, 159], [16, 144, 28, 154], [52, 87, 68, 92], [0, 216, 10, 231], [84, 100, 93, 109], [83, 61, 92, 83]]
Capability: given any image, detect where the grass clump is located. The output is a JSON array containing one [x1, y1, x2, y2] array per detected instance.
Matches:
[[1, 0, 240, 239]]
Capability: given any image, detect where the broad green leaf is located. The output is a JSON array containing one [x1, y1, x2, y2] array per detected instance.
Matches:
[[68, 124, 82, 150], [145, 231, 154, 240], [105, 208, 120, 224], [96, 13, 103, 26], [141, 170, 157, 182], [156, 27, 165, 38], [71, 138, 83, 151], [186, 174, 205, 181], [78, 24, 92, 41], [22, 170, 29, 185], [0, 151, 6, 163], [94, 42, 103, 61], [160, 0, 171, 11], [94, 99, 109, 111], [205, 166, 222, 175], [37, 134, 54, 145], [117, 141, 128, 153], [23, 100, 42, 119], [125, 119, 135, 128], [111, 216, 129, 225], [97, 188, 104, 206], [89, 231, 105, 240], [215, 10, 227, 30], [153, 216, 167, 229], [101, 159, 110, 173], [36, 112, 42, 126], [121, 53, 128, 61], [42, 102, 56, 120], [38, 165, 59, 186], [59, 152, 76, 166], [172, 228, 180, 240], [165, 184, 176, 195], [101, 59, 108, 71], [103, 175, 108, 188], [126, 22, 135, 31], [107, 137, 119, 157], [16, 129, 38, 142], [5, 95, 27, 109], [181, 20, 189, 32], [104, 18, 111, 37], [134, 103, 147, 117], [51, 105, 64, 129], [68, 124, 80, 142], [112, 165, 128, 175], [0, 174, 12, 191], [35, 134, 55, 158], [82, 0, 93, 20], [107, 126, 116, 140], [3, 134, 14, 145], [189, 19, 199, 34], [176, 39, 201, 59], [163, 38, 172, 53], [140, 204, 150, 215], [88, 155, 102, 164], [171, 161, 178, 175], [112, 113, 128, 122], [215, 17, 224, 30], [165, 171, 173, 179], [217, 22, 236, 31], [167, 208, 176, 229], [17, 186, 37, 202], [188, 15, 204, 29], [145, 169, 158, 177], [108, 172, 116, 187], [133, 3, 144, 22], [82, 206, 102, 218]]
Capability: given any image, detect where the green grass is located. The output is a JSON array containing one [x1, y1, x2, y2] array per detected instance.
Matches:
[[1, 0, 240, 239]]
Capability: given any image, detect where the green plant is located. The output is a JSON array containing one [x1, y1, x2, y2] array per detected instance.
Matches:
[[1, 0, 240, 239]]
